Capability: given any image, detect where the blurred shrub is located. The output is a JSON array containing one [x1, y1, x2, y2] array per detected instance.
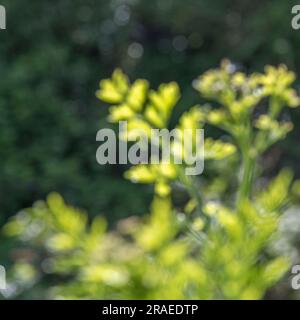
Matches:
[[0, 0, 153, 221], [1, 189, 292, 299], [3, 62, 300, 299]]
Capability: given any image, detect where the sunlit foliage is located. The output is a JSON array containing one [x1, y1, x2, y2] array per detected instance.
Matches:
[[3, 62, 300, 299]]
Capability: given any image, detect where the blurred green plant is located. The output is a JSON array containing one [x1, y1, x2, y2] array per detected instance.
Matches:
[[3, 62, 300, 299]]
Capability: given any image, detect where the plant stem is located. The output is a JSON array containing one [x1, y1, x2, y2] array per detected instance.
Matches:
[[236, 115, 256, 205], [178, 167, 203, 212], [238, 149, 255, 205]]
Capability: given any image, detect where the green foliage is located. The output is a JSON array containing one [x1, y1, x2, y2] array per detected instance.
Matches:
[[3, 62, 300, 299], [97, 68, 236, 197]]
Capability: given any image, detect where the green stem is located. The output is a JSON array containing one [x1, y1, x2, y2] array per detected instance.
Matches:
[[270, 96, 282, 119], [238, 149, 255, 205], [236, 115, 256, 205], [237, 96, 282, 204], [178, 167, 203, 213]]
